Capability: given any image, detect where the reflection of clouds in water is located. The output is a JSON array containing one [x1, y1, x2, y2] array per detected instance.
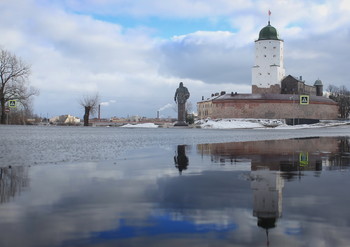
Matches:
[[1, 136, 350, 246], [0, 163, 158, 247], [283, 220, 302, 235], [0, 162, 256, 245]]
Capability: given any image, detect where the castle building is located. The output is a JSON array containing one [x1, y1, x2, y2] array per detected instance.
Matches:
[[252, 21, 285, 94], [197, 20, 338, 123]]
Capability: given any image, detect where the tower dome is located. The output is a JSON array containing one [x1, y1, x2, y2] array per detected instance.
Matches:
[[314, 79, 323, 96], [258, 21, 279, 40], [314, 79, 323, 86]]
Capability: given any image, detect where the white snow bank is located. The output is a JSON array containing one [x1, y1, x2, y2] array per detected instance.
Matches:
[[197, 119, 284, 129], [197, 119, 348, 129], [121, 123, 159, 128], [275, 121, 349, 129]]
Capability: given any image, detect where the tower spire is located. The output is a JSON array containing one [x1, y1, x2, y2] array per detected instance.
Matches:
[[268, 10, 271, 25]]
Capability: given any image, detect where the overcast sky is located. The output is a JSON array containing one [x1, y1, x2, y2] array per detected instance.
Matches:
[[1, 0, 349, 119]]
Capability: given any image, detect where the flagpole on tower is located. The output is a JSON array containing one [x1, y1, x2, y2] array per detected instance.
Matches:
[[268, 10, 271, 25]]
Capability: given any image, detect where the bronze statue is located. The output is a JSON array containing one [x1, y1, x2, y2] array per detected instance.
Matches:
[[174, 82, 190, 126]]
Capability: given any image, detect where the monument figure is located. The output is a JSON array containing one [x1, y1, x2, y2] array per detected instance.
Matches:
[[174, 82, 190, 126]]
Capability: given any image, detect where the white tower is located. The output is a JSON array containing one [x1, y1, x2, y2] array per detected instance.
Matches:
[[252, 21, 285, 94]]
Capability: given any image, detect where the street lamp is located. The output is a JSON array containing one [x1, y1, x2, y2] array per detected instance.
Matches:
[[289, 93, 295, 125]]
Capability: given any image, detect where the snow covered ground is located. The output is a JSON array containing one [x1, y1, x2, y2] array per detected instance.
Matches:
[[196, 118, 349, 129], [121, 123, 159, 128], [118, 119, 349, 129]]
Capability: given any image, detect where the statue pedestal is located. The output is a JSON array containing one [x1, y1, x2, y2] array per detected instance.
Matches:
[[174, 121, 188, 127]]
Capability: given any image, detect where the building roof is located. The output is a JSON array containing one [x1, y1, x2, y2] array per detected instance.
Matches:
[[258, 21, 280, 40], [207, 93, 337, 104], [282, 75, 303, 83]]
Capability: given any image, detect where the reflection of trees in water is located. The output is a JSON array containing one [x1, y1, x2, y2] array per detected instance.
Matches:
[[0, 166, 29, 203], [327, 137, 350, 170]]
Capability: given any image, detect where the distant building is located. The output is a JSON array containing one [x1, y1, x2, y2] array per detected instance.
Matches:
[[197, 20, 338, 123], [128, 115, 141, 122], [50, 115, 80, 125]]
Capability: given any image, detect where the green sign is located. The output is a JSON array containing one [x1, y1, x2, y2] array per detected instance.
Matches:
[[8, 100, 17, 108], [300, 95, 309, 105]]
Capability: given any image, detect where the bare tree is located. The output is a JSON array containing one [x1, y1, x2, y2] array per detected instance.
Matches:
[[327, 84, 350, 119], [0, 49, 38, 124], [79, 93, 100, 126], [7, 98, 36, 125]]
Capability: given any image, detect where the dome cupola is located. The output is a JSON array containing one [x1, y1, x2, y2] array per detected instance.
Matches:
[[314, 79, 324, 96], [258, 21, 280, 40], [314, 79, 323, 86]]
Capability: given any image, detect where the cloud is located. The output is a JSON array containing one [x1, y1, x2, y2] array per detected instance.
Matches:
[[100, 100, 117, 107], [54, 0, 253, 18], [0, 0, 349, 118], [158, 31, 253, 85]]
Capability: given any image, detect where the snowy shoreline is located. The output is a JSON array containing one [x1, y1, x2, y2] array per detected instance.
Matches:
[[196, 118, 349, 129], [119, 119, 349, 129]]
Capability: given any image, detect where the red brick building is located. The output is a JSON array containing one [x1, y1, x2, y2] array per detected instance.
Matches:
[[197, 93, 338, 121]]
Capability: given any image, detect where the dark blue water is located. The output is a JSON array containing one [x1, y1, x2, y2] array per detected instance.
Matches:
[[1, 126, 350, 246]]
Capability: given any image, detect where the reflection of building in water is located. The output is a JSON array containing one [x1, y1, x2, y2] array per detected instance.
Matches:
[[197, 137, 341, 179], [0, 166, 29, 203], [174, 145, 189, 174], [251, 169, 284, 230], [196, 137, 346, 244]]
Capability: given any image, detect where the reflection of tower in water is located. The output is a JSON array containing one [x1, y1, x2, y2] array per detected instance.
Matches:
[[251, 169, 284, 245], [174, 145, 189, 174]]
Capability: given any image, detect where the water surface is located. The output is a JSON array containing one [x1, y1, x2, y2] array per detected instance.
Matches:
[[0, 133, 349, 246]]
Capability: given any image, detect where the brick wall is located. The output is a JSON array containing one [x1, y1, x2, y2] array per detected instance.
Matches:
[[208, 99, 338, 120]]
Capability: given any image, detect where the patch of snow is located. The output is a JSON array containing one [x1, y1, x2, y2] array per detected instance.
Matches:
[[197, 119, 277, 129], [196, 118, 349, 129], [121, 123, 159, 128], [275, 121, 349, 129]]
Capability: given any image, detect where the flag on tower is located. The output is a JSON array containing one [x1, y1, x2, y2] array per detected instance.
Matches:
[[268, 10, 271, 16]]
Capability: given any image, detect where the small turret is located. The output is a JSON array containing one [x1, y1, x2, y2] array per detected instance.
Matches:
[[314, 79, 323, 96]]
